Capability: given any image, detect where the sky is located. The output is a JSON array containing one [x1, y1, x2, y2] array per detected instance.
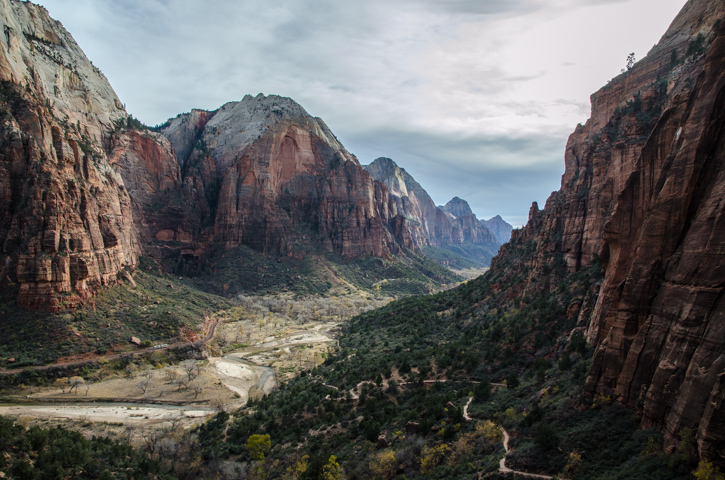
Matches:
[[39, 0, 686, 227]]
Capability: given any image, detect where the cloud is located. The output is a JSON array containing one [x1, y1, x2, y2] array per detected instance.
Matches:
[[39, 0, 688, 226]]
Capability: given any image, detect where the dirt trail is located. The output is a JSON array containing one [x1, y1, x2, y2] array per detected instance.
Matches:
[[463, 396, 473, 421], [499, 426, 554, 479]]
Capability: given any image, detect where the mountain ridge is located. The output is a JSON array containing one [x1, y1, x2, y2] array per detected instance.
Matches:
[[364, 157, 503, 266]]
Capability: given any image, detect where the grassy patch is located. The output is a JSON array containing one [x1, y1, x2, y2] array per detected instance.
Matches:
[[165, 245, 461, 298], [0, 257, 231, 368]]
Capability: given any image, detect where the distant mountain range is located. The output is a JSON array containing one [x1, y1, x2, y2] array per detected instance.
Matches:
[[364, 158, 511, 268]]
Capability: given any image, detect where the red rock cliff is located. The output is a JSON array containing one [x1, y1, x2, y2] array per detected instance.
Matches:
[[493, 0, 725, 461], [0, 0, 139, 310], [152, 95, 409, 258]]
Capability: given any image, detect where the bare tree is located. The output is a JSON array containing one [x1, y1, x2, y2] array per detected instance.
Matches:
[[181, 360, 198, 382], [141, 427, 160, 455], [137, 378, 151, 395], [125, 363, 138, 379], [124, 425, 136, 444], [189, 379, 206, 398], [69, 376, 85, 395], [210, 397, 228, 412], [168, 414, 184, 432], [174, 376, 189, 392], [164, 368, 179, 383]]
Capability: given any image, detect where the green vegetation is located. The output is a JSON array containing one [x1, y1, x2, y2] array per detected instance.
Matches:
[[168, 245, 460, 298], [0, 257, 231, 369], [179, 233, 700, 479], [113, 114, 148, 131], [0, 416, 174, 479], [421, 242, 498, 270]]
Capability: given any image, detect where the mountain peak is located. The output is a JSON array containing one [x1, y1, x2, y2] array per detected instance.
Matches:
[[441, 197, 474, 219]]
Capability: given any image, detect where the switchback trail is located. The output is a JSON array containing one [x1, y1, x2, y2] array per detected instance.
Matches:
[[498, 426, 554, 479], [0, 319, 222, 375]]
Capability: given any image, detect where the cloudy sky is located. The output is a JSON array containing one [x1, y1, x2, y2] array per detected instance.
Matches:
[[40, 0, 685, 227]]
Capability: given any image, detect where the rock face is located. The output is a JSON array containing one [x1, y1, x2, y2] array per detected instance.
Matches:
[[364, 157, 501, 265], [481, 215, 513, 245], [0, 0, 138, 310], [145, 96, 408, 258], [492, 0, 725, 461]]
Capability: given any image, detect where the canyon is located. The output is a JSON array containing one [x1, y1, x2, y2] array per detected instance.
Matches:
[[0, 0, 504, 311], [0, 0, 723, 472]]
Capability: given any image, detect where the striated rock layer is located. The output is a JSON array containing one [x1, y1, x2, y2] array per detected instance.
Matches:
[[492, 0, 725, 461], [0, 0, 139, 310]]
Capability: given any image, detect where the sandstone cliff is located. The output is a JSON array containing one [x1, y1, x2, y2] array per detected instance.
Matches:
[[492, 0, 725, 461], [0, 0, 139, 310], [0, 0, 425, 308], [145, 96, 410, 259]]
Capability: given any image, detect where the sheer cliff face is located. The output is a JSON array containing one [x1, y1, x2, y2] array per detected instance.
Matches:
[[0, 0, 139, 310], [495, 0, 725, 460], [152, 96, 406, 258]]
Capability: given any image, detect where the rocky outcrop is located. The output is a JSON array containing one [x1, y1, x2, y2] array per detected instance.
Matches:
[[481, 215, 513, 245], [491, 0, 725, 462], [0, 0, 138, 310], [364, 158, 502, 265], [364, 157, 442, 247]]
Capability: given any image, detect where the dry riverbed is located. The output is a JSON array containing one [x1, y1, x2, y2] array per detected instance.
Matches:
[[0, 320, 338, 439]]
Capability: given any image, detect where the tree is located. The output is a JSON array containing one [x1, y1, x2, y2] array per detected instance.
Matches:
[[322, 455, 342, 480], [693, 459, 725, 480], [137, 379, 151, 395], [627, 52, 636, 70], [474, 378, 491, 401], [68, 376, 85, 395], [369, 450, 396, 480], [535, 421, 559, 451], [505, 371, 519, 389], [189, 379, 206, 398], [246, 434, 271, 461], [54, 377, 69, 394], [181, 359, 198, 382]]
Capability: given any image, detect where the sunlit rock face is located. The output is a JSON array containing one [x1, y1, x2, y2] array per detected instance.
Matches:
[[155, 95, 409, 258], [491, 0, 725, 461], [0, 0, 139, 310], [0, 1, 417, 309]]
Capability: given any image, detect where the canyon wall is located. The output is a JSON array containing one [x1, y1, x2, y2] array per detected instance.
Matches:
[[0, 0, 421, 308], [493, 0, 725, 461], [0, 0, 139, 310]]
